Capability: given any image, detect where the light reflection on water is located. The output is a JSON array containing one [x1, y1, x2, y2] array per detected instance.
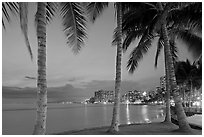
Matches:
[[126, 104, 131, 124], [141, 105, 151, 123], [102, 104, 107, 124], [3, 103, 165, 135]]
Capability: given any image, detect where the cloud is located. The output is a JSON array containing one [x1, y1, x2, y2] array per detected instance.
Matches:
[[25, 76, 36, 80]]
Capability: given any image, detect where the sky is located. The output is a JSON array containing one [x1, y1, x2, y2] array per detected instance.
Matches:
[[2, 2, 195, 98]]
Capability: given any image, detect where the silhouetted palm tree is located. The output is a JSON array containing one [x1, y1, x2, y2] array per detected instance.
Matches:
[[3, 2, 87, 134], [175, 59, 202, 106], [121, 2, 201, 131], [86, 2, 123, 133]]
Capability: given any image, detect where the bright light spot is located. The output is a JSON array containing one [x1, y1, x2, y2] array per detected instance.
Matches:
[[126, 103, 130, 124], [159, 101, 163, 104], [144, 118, 151, 123], [103, 102, 107, 104], [193, 101, 201, 106], [170, 100, 175, 106], [143, 92, 147, 96]]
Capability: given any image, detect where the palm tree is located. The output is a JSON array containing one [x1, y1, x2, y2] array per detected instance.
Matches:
[[175, 59, 202, 107], [86, 2, 123, 133], [122, 2, 201, 131], [3, 2, 87, 135], [175, 60, 192, 106], [121, 2, 177, 123]]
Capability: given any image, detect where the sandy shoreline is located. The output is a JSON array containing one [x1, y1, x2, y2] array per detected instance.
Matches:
[[53, 122, 202, 135]]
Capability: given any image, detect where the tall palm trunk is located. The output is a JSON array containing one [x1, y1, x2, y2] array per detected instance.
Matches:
[[182, 85, 186, 107], [33, 2, 47, 135], [158, 2, 191, 131], [108, 2, 123, 133], [190, 80, 193, 107], [164, 50, 171, 122]]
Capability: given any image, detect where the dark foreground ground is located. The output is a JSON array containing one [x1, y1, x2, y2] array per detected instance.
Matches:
[[54, 122, 202, 135]]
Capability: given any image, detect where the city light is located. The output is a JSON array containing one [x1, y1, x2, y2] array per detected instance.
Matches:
[[193, 101, 201, 107], [170, 100, 175, 106], [103, 102, 107, 104], [126, 100, 130, 104], [143, 91, 147, 96]]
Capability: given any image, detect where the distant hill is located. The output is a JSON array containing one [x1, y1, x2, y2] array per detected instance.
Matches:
[[2, 84, 88, 103]]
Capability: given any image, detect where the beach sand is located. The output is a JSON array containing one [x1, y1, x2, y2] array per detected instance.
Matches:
[[54, 122, 202, 135]]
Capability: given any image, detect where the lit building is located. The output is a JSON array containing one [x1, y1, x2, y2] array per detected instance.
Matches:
[[94, 90, 114, 102], [160, 76, 166, 91], [121, 90, 145, 103]]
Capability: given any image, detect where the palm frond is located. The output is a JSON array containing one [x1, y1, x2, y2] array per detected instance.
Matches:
[[122, 6, 157, 33], [60, 2, 88, 53], [176, 29, 202, 59], [112, 26, 120, 46], [86, 2, 108, 23], [154, 36, 164, 68], [122, 29, 144, 52], [168, 2, 202, 31], [127, 33, 154, 73], [35, 2, 58, 27], [2, 2, 19, 29], [122, 5, 159, 53], [46, 2, 58, 23], [19, 2, 33, 60]]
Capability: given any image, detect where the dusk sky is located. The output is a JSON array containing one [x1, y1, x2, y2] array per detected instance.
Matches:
[[2, 2, 195, 97]]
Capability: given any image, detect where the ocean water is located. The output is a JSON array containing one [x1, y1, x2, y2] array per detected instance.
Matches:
[[2, 103, 165, 135]]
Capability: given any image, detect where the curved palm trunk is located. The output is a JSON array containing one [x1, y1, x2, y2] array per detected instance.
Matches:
[[164, 51, 171, 122], [108, 2, 122, 133], [33, 2, 47, 135], [162, 23, 191, 131], [158, 2, 191, 131]]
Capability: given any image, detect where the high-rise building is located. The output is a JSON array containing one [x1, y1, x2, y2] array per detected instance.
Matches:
[[121, 90, 145, 102], [94, 90, 114, 102]]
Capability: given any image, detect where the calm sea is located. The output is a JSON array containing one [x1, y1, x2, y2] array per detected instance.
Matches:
[[2, 103, 165, 135]]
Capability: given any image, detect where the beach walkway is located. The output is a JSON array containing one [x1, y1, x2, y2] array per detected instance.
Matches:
[[55, 122, 202, 135], [187, 114, 202, 128]]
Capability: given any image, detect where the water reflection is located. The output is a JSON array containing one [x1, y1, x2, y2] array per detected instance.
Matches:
[[103, 104, 107, 124], [141, 105, 151, 123], [126, 104, 131, 124], [84, 104, 88, 126]]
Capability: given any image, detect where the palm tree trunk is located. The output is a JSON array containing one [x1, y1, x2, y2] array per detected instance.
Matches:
[[164, 49, 171, 123], [191, 80, 196, 107], [182, 85, 186, 107], [162, 23, 191, 131], [33, 2, 47, 135], [158, 2, 191, 131], [108, 2, 122, 133], [189, 80, 193, 107]]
